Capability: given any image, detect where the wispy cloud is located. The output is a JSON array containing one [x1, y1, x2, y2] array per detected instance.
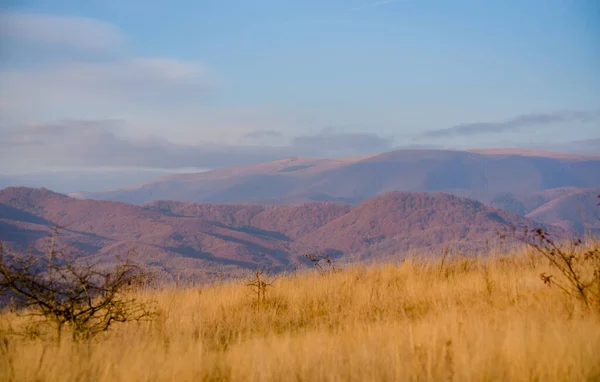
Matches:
[[421, 110, 600, 138], [0, 58, 213, 125], [0, 11, 215, 129], [0, 121, 396, 172], [0, 11, 124, 52]]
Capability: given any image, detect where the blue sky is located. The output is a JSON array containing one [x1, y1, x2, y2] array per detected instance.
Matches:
[[0, 0, 599, 175]]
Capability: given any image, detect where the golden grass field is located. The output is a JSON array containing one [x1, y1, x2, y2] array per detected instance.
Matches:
[[1, 247, 600, 382]]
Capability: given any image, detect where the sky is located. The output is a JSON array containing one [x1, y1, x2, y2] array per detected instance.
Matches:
[[0, 0, 599, 184]]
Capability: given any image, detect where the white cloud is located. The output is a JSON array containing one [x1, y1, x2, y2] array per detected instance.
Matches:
[[0, 56, 213, 124], [0, 10, 323, 151], [0, 10, 214, 126], [0, 120, 397, 172], [1, 57, 209, 95], [0, 11, 124, 52], [0, 10, 387, 160], [0, 11, 235, 143]]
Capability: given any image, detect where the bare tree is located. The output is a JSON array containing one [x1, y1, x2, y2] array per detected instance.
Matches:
[[246, 269, 277, 309], [0, 232, 157, 341]]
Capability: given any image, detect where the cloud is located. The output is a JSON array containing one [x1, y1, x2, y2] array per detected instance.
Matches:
[[0, 11, 214, 128], [422, 110, 600, 138], [0, 11, 302, 149], [0, 120, 284, 170], [0, 121, 396, 172], [0, 11, 124, 52], [3, 58, 209, 96], [3, 119, 595, 174], [0, 58, 213, 124]]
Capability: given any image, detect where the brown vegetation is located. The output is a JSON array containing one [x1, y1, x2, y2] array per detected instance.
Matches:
[[1, 245, 599, 381], [504, 227, 600, 311]]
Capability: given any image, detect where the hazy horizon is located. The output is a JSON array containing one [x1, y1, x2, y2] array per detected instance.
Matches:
[[2, 146, 600, 194]]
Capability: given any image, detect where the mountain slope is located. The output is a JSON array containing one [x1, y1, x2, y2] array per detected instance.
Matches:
[[0, 187, 568, 281], [489, 187, 600, 232], [78, 150, 600, 206], [293, 192, 559, 259], [525, 188, 600, 234]]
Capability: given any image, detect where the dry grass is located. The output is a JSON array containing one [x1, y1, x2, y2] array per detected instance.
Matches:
[[2, 248, 600, 381]]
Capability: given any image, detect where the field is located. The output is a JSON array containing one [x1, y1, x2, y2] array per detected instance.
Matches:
[[1, 248, 600, 381]]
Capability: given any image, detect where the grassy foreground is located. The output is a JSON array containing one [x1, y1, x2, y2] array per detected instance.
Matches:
[[2, 249, 600, 381]]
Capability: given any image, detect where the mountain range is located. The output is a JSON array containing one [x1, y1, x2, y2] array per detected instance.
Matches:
[[2, 149, 598, 281], [72, 149, 600, 234], [76, 150, 600, 206], [0, 186, 566, 282]]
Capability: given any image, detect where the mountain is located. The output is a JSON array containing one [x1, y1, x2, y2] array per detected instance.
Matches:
[[71, 149, 600, 234], [490, 187, 600, 233], [525, 188, 600, 234], [0, 187, 567, 281], [78, 149, 600, 206]]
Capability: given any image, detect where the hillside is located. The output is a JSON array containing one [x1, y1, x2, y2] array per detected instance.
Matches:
[[294, 192, 527, 258], [0, 187, 566, 281], [489, 187, 600, 232], [525, 188, 600, 233]]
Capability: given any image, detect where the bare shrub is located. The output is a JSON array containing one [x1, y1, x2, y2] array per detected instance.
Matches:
[[498, 195, 600, 312], [245, 269, 277, 308], [0, 233, 158, 341], [502, 226, 600, 312], [302, 251, 339, 275]]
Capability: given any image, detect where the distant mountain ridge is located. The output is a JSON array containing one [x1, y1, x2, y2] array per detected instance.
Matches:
[[1, 186, 568, 281], [525, 188, 600, 233], [489, 187, 600, 234], [67, 149, 600, 233], [76, 149, 600, 206]]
